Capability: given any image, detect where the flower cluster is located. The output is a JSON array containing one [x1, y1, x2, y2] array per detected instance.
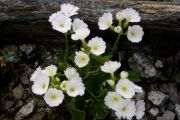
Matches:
[[98, 8, 144, 43], [102, 65, 145, 119], [30, 3, 145, 120]]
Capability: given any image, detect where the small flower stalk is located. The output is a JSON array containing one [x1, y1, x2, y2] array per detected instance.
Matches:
[[30, 3, 145, 120]]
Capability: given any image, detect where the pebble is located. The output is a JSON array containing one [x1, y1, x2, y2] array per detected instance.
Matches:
[[157, 111, 175, 120], [155, 60, 163, 68], [148, 108, 159, 117], [128, 52, 157, 78], [175, 104, 180, 120], [15, 99, 35, 120], [12, 83, 25, 99], [148, 91, 168, 106]]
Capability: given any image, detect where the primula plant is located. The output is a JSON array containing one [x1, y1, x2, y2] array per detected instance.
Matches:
[[30, 3, 145, 120]]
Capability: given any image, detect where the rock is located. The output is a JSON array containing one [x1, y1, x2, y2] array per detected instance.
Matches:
[[157, 111, 175, 120], [20, 72, 29, 85], [19, 44, 35, 55], [15, 99, 35, 120], [35, 98, 46, 108], [148, 91, 168, 106], [169, 84, 178, 104], [155, 60, 163, 68], [1, 100, 15, 111], [27, 112, 46, 120], [128, 52, 157, 78], [175, 104, 180, 120], [148, 108, 159, 117], [175, 70, 180, 83], [12, 83, 25, 99]]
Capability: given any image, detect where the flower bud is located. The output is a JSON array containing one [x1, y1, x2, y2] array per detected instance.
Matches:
[[116, 12, 124, 21], [114, 26, 122, 33], [106, 79, 115, 86], [60, 80, 68, 90], [120, 71, 129, 79]]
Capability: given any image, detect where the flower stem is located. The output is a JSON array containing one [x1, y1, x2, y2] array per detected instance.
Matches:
[[112, 33, 121, 54], [65, 33, 68, 63]]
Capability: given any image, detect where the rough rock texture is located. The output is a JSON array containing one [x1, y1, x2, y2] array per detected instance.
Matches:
[[15, 99, 35, 120], [148, 91, 168, 106], [12, 83, 25, 99], [175, 104, 180, 120], [128, 52, 157, 78], [157, 111, 175, 120], [148, 108, 159, 117]]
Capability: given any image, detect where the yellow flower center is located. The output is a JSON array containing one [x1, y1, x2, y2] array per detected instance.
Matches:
[[41, 84, 46, 89], [59, 23, 64, 28], [131, 31, 137, 36], [122, 106, 127, 111], [50, 94, 58, 100], [70, 87, 75, 92], [93, 44, 98, 51], [113, 96, 119, 102], [121, 85, 128, 92], [81, 56, 87, 62]]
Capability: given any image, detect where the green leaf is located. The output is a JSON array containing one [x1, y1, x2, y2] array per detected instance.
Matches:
[[90, 99, 108, 119], [128, 70, 141, 82], [85, 72, 109, 98], [68, 100, 86, 120], [92, 55, 112, 64]]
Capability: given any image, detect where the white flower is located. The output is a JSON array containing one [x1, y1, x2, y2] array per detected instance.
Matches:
[[60, 81, 68, 90], [49, 11, 63, 23], [64, 67, 80, 80], [120, 71, 129, 79], [101, 61, 121, 74], [71, 27, 90, 41], [60, 3, 79, 17], [32, 72, 50, 95], [134, 84, 143, 93], [30, 66, 42, 81], [115, 78, 143, 98], [43, 64, 57, 77], [122, 8, 141, 22], [72, 18, 88, 31], [51, 13, 72, 33], [114, 26, 122, 33], [87, 37, 106, 56], [98, 12, 113, 30], [106, 79, 115, 87], [116, 78, 135, 98], [66, 78, 85, 97], [135, 100, 145, 120], [44, 88, 64, 107], [74, 51, 90, 68], [115, 99, 136, 120], [116, 11, 124, 21], [104, 91, 123, 111], [127, 25, 144, 43]]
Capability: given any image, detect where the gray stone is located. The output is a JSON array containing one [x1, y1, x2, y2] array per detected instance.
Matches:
[[12, 84, 25, 99], [148, 91, 168, 106], [175, 104, 180, 120], [15, 99, 35, 120], [148, 108, 159, 117], [19, 44, 35, 55], [134, 92, 145, 100], [27, 112, 46, 120], [128, 52, 157, 78], [157, 111, 175, 120], [155, 60, 163, 68], [20, 72, 29, 85]]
